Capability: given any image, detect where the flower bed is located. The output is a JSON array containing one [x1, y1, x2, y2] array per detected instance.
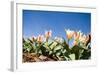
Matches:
[[23, 29, 91, 62]]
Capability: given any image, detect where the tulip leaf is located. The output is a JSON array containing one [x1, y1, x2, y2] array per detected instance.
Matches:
[[71, 45, 84, 60], [53, 45, 63, 51], [80, 49, 91, 59], [64, 56, 69, 61], [50, 42, 58, 49], [69, 54, 75, 60]]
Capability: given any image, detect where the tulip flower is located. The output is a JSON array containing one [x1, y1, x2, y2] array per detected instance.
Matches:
[[73, 31, 90, 46], [65, 29, 74, 40], [73, 31, 82, 45], [79, 34, 91, 45], [79, 35, 86, 43], [74, 31, 80, 40], [37, 35, 44, 44], [45, 30, 52, 41], [85, 34, 91, 46], [65, 29, 74, 45]]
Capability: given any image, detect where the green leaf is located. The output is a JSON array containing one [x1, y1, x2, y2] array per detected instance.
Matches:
[[61, 49, 67, 54], [50, 42, 58, 49], [49, 51, 53, 55], [63, 39, 70, 52], [71, 45, 83, 60], [43, 44, 50, 50], [69, 54, 75, 60], [64, 56, 69, 61], [80, 49, 91, 59], [56, 52, 61, 56], [53, 45, 63, 51], [39, 45, 49, 56]]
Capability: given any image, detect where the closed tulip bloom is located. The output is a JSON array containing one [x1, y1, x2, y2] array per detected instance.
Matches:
[[37, 35, 44, 43], [45, 30, 52, 41]]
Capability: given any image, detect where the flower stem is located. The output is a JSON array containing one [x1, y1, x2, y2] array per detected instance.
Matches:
[[68, 39, 70, 48]]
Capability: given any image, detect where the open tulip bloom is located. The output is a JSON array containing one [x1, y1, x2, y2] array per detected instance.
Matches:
[[23, 29, 91, 62], [65, 29, 74, 40]]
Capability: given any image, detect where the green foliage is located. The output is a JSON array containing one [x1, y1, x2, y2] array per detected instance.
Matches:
[[23, 30, 91, 61]]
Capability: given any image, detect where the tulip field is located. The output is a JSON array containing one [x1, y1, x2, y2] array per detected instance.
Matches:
[[23, 29, 91, 62]]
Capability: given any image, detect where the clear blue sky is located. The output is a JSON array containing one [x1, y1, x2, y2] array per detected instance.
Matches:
[[23, 10, 91, 40]]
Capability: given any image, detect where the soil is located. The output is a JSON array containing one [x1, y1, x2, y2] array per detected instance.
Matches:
[[23, 53, 55, 62]]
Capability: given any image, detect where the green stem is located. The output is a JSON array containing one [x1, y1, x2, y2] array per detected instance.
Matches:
[[68, 39, 70, 47]]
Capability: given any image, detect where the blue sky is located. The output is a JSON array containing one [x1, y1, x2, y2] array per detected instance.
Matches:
[[23, 10, 91, 40]]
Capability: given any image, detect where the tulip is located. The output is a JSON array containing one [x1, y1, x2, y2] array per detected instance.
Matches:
[[85, 34, 91, 46], [73, 31, 90, 46], [37, 35, 44, 44], [73, 31, 82, 45], [74, 31, 80, 40], [65, 29, 74, 45], [74, 31, 90, 46], [65, 29, 74, 40], [79, 34, 86, 43], [80, 34, 90, 45], [45, 30, 52, 41]]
